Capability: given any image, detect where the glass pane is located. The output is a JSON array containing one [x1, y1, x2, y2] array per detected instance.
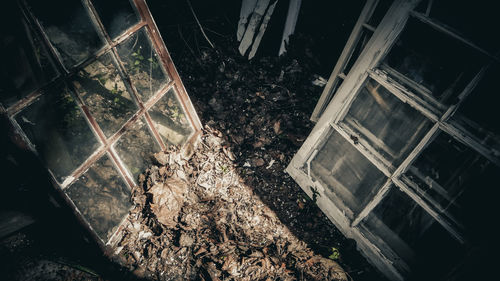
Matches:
[[113, 117, 160, 181], [26, 0, 104, 69], [0, 3, 58, 107], [72, 52, 138, 137], [116, 28, 170, 102], [310, 129, 387, 218], [343, 78, 432, 165], [427, 0, 499, 53], [366, 0, 393, 27], [91, 0, 140, 39], [361, 188, 466, 279], [383, 18, 486, 106], [65, 154, 131, 241], [404, 131, 499, 232], [344, 29, 372, 75], [148, 88, 193, 146], [15, 82, 100, 182], [453, 63, 500, 151]]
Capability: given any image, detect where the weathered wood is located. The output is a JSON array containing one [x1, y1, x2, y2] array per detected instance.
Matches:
[[238, 0, 271, 56], [310, 0, 379, 122], [237, 0, 258, 41], [278, 0, 301, 56], [0, 211, 35, 239], [248, 0, 278, 59]]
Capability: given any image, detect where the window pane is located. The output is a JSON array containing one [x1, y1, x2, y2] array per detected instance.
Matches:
[[343, 78, 432, 165], [310, 129, 387, 218], [0, 3, 58, 107], [26, 0, 104, 68], [116, 28, 170, 102], [427, 0, 499, 53], [113, 117, 160, 181], [72, 52, 138, 137], [453, 63, 500, 151], [15, 82, 100, 183], [361, 188, 466, 279], [148, 88, 193, 146], [65, 154, 131, 241], [91, 0, 140, 39], [404, 131, 499, 233], [383, 18, 486, 106]]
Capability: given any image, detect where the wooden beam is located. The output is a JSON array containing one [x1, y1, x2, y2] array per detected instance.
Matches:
[[310, 0, 379, 122]]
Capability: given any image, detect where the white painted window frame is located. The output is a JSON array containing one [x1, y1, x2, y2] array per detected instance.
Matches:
[[287, 0, 500, 279]]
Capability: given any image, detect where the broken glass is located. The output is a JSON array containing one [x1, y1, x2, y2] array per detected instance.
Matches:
[[113, 117, 160, 181], [383, 18, 486, 106], [25, 0, 104, 68], [0, 3, 58, 107], [15, 82, 100, 183], [310, 129, 387, 218], [116, 28, 170, 103], [91, 0, 140, 39], [360, 187, 466, 279], [404, 131, 499, 233], [148, 88, 193, 146], [65, 154, 131, 242], [342, 78, 432, 166], [72, 52, 138, 138]]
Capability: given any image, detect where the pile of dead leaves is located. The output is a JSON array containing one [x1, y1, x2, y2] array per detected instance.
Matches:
[[114, 127, 348, 281]]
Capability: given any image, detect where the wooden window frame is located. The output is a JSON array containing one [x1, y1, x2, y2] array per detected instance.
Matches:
[[0, 0, 201, 248], [288, 0, 499, 279]]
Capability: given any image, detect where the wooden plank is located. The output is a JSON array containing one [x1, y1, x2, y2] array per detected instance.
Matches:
[[310, 0, 379, 122], [248, 0, 278, 59], [351, 179, 392, 227], [278, 0, 301, 56], [237, 0, 258, 41], [238, 0, 270, 56]]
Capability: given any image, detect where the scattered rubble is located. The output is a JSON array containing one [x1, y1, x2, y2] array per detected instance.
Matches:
[[114, 128, 348, 281]]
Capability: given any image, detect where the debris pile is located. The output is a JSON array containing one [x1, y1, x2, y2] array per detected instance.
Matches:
[[114, 127, 348, 281]]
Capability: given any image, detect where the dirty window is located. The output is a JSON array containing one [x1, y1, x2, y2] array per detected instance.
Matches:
[[425, 0, 499, 53], [72, 52, 138, 138], [148, 88, 193, 146], [342, 78, 432, 166], [113, 117, 160, 181], [360, 187, 466, 279], [15, 82, 100, 183], [452, 63, 500, 150], [0, 3, 58, 107], [25, 0, 104, 68], [310, 129, 387, 218], [383, 18, 486, 107], [91, 0, 140, 39], [116, 28, 170, 103], [65, 154, 131, 241], [404, 131, 499, 232]]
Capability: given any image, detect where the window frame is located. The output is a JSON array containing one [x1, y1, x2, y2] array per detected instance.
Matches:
[[1, 0, 201, 247], [288, 0, 500, 279]]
